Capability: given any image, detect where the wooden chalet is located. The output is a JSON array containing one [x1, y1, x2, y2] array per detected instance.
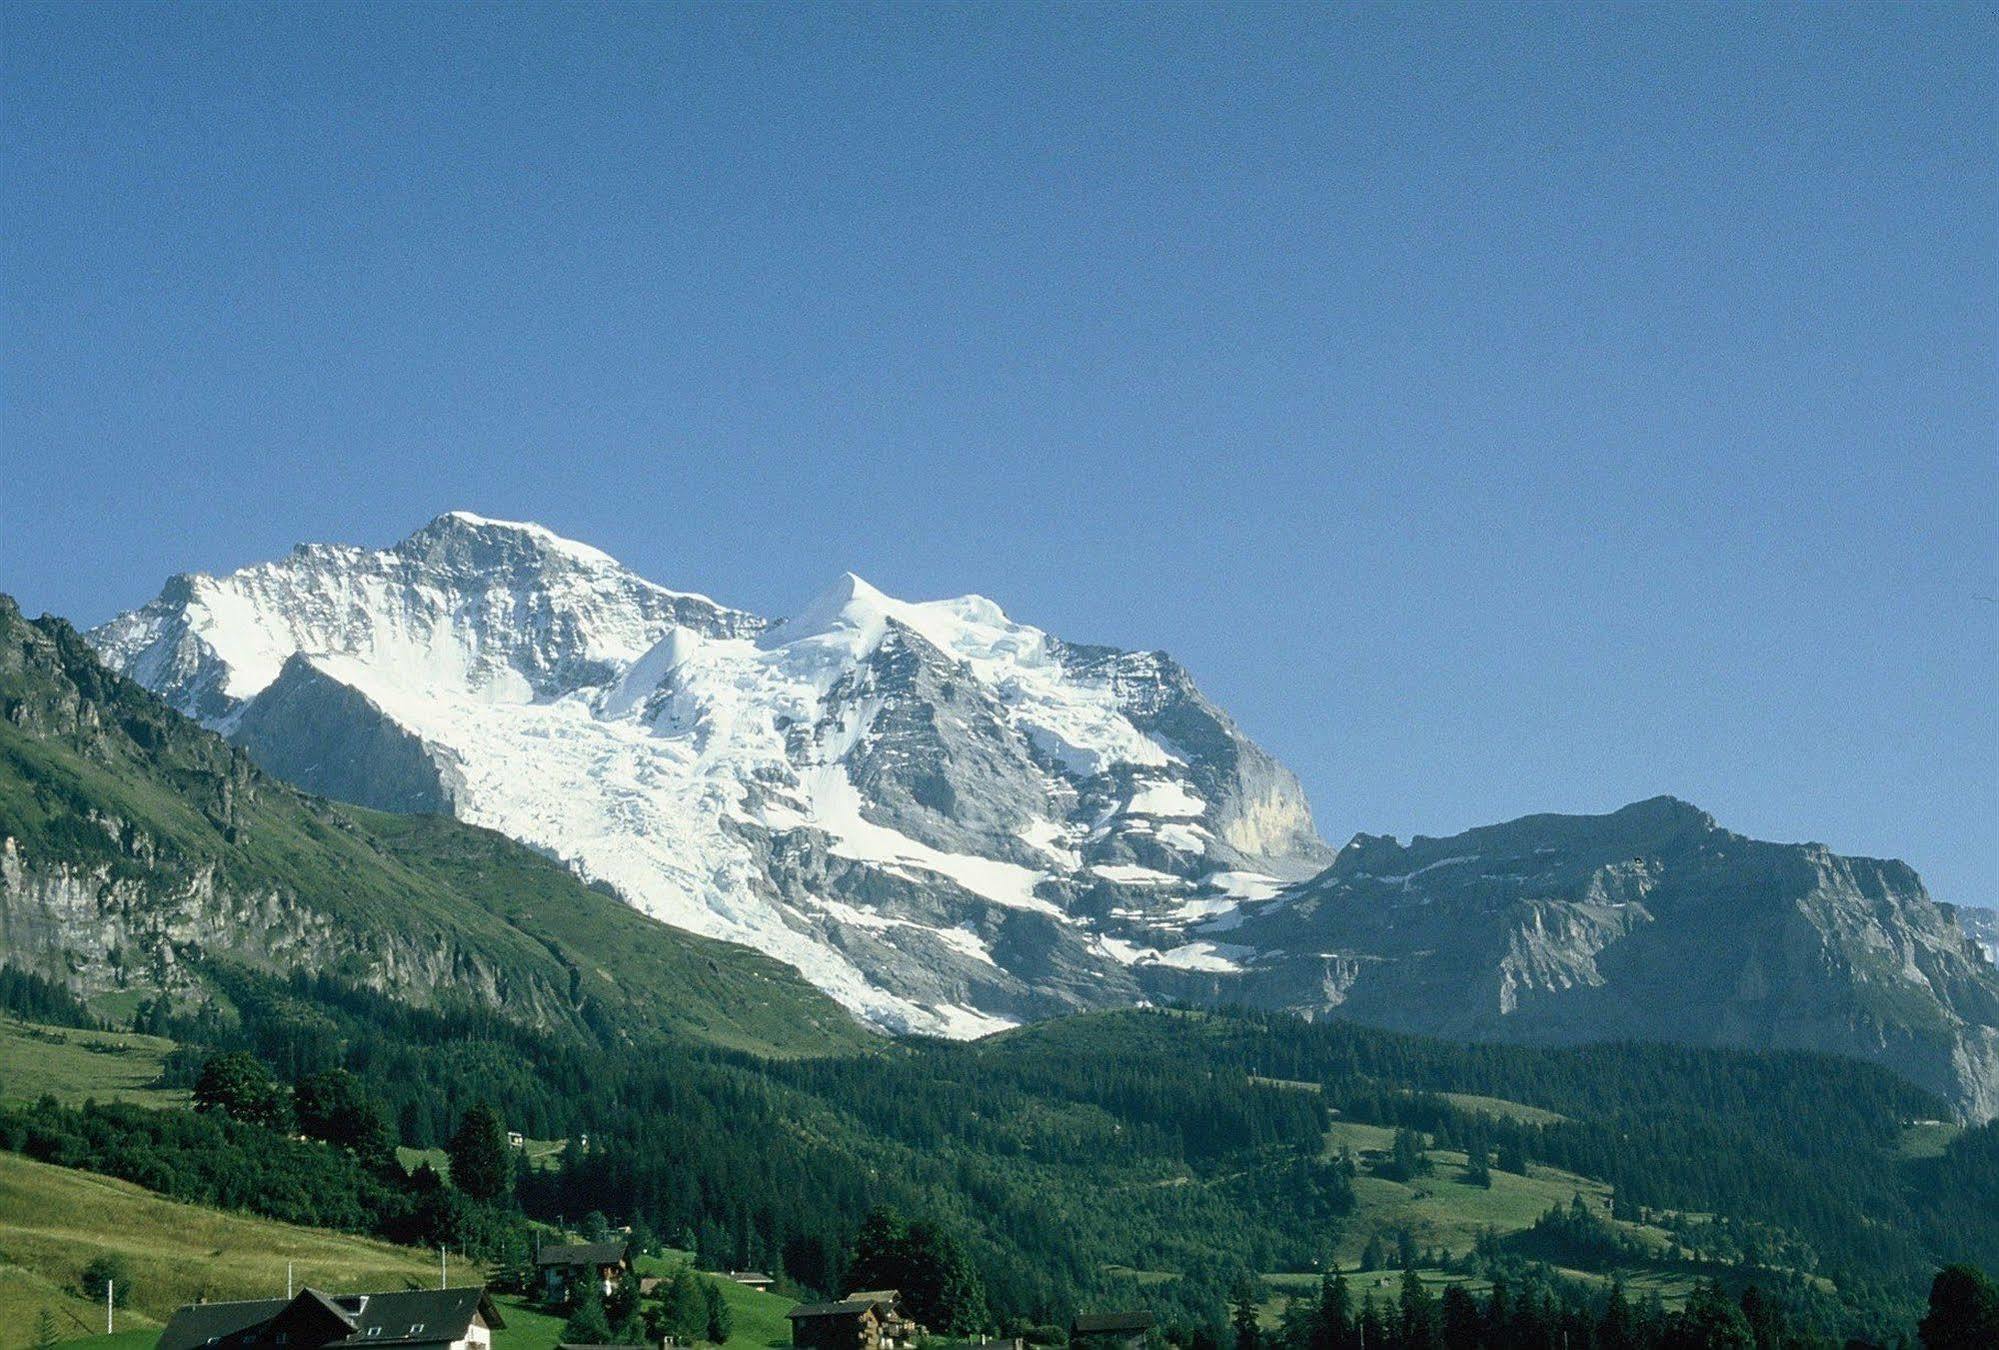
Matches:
[[1070, 1311, 1154, 1350], [786, 1288, 921, 1350], [535, 1240, 632, 1301], [155, 1286, 504, 1350]]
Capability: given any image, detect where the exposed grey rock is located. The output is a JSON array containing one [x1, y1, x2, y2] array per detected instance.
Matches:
[[1222, 798, 1999, 1120], [230, 653, 458, 813]]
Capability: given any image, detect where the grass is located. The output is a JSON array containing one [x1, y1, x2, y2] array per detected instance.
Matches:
[[0, 1152, 440, 1349], [398, 1136, 568, 1181], [1322, 1120, 1619, 1266], [0, 614, 871, 1060], [1432, 1092, 1568, 1125], [0, 1017, 185, 1110], [634, 1255, 799, 1349], [1897, 1120, 1960, 1160]]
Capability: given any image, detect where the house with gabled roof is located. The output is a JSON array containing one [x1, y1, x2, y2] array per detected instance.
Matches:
[[154, 1285, 504, 1349], [535, 1239, 632, 1301], [1070, 1311, 1153, 1350]]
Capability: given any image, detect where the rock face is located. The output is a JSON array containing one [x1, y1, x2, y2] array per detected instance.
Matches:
[[90, 513, 1334, 1036], [82, 514, 1999, 1118], [1215, 798, 1999, 1121], [0, 595, 866, 1055], [1958, 906, 1999, 970]]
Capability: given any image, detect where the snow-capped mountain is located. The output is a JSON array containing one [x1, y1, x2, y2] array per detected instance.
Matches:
[[92, 512, 1332, 1035]]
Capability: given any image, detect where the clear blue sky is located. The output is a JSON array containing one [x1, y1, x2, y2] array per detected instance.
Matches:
[[4, 4, 1994, 905]]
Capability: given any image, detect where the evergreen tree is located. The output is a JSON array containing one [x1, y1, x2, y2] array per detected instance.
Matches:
[[1439, 1286, 1479, 1350], [664, 1265, 709, 1342], [1462, 1138, 1491, 1189], [1398, 1267, 1437, 1350], [1737, 1284, 1784, 1350], [1385, 1128, 1430, 1182], [1357, 1295, 1388, 1350], [1671, 1281, 1753, 1350], [1918, 1264, 1999, 1350], [1359, 1235, 1386, 1273], [446, 1102, 509, 1201], [848, 1208, 908, 1294], [1231, 1275, 1264, 1350], [1317, 1271, 1352, 1350], [563, 1284, 614, 1341], [705, 1278, 736, 1344], [900, 1220, 990, 1333], [1599, 1276, 1635, 1350]]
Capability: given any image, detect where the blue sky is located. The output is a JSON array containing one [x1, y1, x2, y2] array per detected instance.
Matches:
[[4, 4, 1994, 905]]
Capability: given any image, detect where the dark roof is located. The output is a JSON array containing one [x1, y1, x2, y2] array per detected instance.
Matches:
[[156, 1287, 502, 1350], [1072, 1311, 1155, 1335], [558, 1345, 655, 1349], [787, 1299, 880, 1320], [536, 1240, 631, 1267], [730, 1269, 776, 1281]]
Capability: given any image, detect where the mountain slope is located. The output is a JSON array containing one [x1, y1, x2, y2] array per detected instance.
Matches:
[[1213, 798, 1999, 1120], [0, 595, 865, 1056], [90, 512, 1332, 1034]]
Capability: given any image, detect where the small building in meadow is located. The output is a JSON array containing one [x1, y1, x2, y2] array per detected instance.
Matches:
[[155, 1286, 504, 1350], [536, 1240, 632, 1301], [788, 1288, 925, 1350], [787, 1298, 884, 1350], [1070, 1310, 1154, 1350], [729, 1269, 777, 1291]]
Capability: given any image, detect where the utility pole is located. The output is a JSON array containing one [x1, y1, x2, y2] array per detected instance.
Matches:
[[288, 1261, 294, 1298], [440, 1244, 448, 1290], [106, 1279, 114, 1333]]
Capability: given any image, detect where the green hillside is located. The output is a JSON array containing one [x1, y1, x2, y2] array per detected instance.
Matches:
[[0, 596, 865, 1058], [0, 1017, 183, 1110], [0, 1150, 437, 1347], [0, 1146, 806, 1350]]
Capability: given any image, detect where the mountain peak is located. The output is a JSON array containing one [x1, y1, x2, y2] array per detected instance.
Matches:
[[402, 510, 624, 570], [762, 571, 898, 649]]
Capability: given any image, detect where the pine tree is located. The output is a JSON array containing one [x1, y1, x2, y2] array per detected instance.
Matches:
[[1439, 1286, 1478, 1350], [705, 1278, 736, 1343], [1317, 1271, 1352, 1350], [1231, 1274, 1264, 1350], [563, 1284, 614, 1341], [446, 1102, 509, 1201], [1359, 1235, 1386, 1273], [1398, 1267, 1437, 1350], [666, 1266, 709, 1342], [1599, 1276, 1635, 1350]]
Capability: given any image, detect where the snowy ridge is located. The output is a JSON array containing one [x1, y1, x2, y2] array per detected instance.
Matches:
[[92, 513, 1331, 1036]]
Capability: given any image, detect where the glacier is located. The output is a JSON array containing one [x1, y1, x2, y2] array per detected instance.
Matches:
[[91, 511, 1333, 1034]]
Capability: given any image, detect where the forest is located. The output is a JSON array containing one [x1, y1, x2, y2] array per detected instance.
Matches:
[[4, 960, 1996, 1345]]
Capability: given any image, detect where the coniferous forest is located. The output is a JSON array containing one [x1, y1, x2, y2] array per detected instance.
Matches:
[[4, 960, 1995, 1347]]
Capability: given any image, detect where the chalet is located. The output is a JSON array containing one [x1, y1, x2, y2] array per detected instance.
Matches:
[[787, 1298, 882, 1350], [729, 1269, 777, 1291], [787, 1289, 921, 1350], [536, 1240, 632, 1301], [1070, 1311, 1154, 1350], [845, 1290, 921, 1345], [155, 1286, 504, 1350]]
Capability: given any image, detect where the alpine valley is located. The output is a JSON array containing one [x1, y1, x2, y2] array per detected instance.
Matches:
[[53, 512, 1999, 1123]]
